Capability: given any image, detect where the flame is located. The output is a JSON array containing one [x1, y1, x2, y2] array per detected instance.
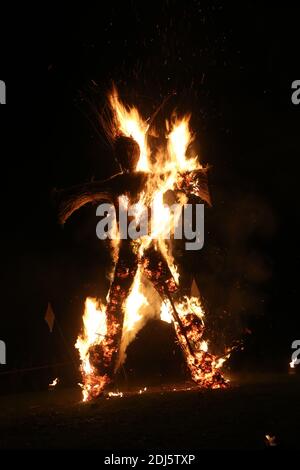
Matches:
[[200, 341, 208, 352], [117, 268, 148, 367], [167, 115, 199, 173], [160, 302, 173, 324], [75, 88, 231, 401], [75, 297, 109, 402], [124, 269, 148, 332], [109, 88, 150, 172]]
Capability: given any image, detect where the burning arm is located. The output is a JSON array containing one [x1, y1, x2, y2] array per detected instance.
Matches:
[[53, 172, 147, 225], [54, 182, 112, 225], [174, 168, 211, 206]]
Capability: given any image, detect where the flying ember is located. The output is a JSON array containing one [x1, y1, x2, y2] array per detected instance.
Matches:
[[57, 88, 232, 401], [48, 377, 59, 388]]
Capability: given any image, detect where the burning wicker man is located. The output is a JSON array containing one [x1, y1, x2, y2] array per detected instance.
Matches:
[[56, 89, 230, 401]]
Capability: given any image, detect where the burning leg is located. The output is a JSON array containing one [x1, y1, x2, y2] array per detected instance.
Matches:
[[92, 241, 138, 375], [82, 241, 138, 399], [141, 245, 178, 298], [171, 297, 227, 389], [141, 246, 196, 363], [142, 245, 227, 389]]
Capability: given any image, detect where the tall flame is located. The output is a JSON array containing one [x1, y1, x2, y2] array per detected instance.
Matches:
[[109, 88, 150, 172], [75, 298, 108, 402]]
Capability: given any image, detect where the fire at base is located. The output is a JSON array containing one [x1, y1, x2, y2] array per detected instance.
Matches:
[[70, 88, 232, 401]]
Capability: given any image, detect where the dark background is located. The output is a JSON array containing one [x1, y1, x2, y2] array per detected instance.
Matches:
[[0, 1, 299, 392]]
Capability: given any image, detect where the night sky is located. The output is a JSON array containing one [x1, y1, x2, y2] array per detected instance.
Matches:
[[1, 2, 299, 391]]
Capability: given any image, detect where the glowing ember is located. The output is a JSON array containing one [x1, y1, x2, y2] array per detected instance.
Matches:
[[265, 434, 277, 447], [48, 377, 59, 388], [108, 391, 123, 398], [73, 88, 231, 401]]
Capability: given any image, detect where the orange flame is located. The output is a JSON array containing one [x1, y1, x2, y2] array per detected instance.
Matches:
[[75, 298, 108, 401], [109, 88, 150, 172]]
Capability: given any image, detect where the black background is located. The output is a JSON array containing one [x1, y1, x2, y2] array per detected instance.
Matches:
[[0, 1, 299, 389]]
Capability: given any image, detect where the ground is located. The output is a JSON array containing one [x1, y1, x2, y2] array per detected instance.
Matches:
[[0, 373, 299, 450]]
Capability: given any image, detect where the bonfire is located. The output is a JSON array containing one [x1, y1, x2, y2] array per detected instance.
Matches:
[[56, 88, 231, 401]]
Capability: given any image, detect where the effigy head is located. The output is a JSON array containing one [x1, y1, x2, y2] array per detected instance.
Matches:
[[114, 135, 140, 172]]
